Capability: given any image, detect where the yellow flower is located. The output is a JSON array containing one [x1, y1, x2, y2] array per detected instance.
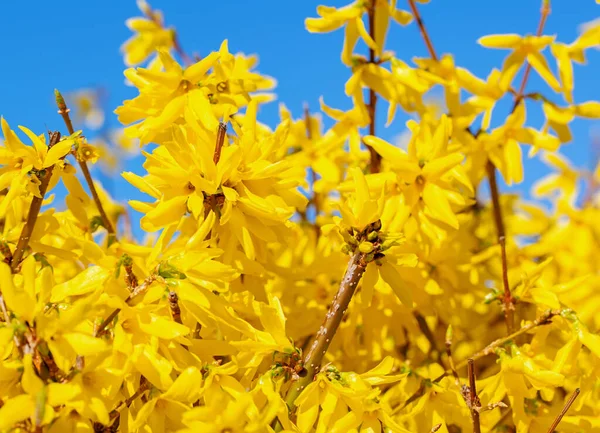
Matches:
[[364, 115, 472, 230], [116, 48, 224, 144], [306, 1, 412, 65], [121, 0, 175, 66], [483, 103, 560, 184], [478, 33, 560, 92], [124, 101, 307, 262]]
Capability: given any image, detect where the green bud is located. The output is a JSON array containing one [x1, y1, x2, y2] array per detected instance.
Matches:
[[359, 241, 374, 253], [341, 244, 353, 255], [54, 88, 67, 111], [158, 262, 187, 280], [89, 215, 105, 233], [34, 387, 47, 428], [445, 325, 453, 345]]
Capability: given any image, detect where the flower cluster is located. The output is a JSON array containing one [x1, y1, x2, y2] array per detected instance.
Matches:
[[1, 1, 600, 432]]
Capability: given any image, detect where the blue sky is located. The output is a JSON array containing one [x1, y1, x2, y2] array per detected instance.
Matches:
[[1, 0, 599, 233]]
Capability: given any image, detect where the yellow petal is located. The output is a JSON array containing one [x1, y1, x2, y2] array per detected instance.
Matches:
[[44, 138, 73, 168], [355, 17, 378, 54], [184, 51, 220, 82], [140, 195, 188, 232], [342, 19, 359, 66], [305, 17, 345, 33], [0, 394, 34, 431], [163, 367, 203, 403], [478, 34, 523, 49], [50, 266, 111, 302], [422, 153, 464, 179], [0, 263, 36, 322], [574, 101, 600, 118], [361, 263, 379, 307], [63, 333, 108, 356], [138, 313, 190, 339], [526, 51, 561, 92], [499, 51, 526, 91], [422, 182, 459, 229], [504, 138, 524, 184], [132, 344, 174, 390], [363, 135, 420, 174], [379, 261, 412, 307]]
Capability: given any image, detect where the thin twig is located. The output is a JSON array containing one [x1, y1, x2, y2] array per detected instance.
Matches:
[[284, 250, 367, 414], [486, 160, 514, 334], [172, 31, 193, 66], [546, 387, 580, 433], [213, 122, 227, 165], [407, 0, 438, 61], [486, 1, 551, 335], [110, 377, 150, 420], [10, 131, 62, 272], [399, 309, 563, 410], [512, 0, 551, 111], [168, 291, 183, 324], [54, 90, 117, 244], [467, 359, 481, 433], [414, 311, 440, 358], [94, 271, 158, 337], [366, 2, 381, 173], [304, 104, 320, 221], [445, 325, 460, 385]]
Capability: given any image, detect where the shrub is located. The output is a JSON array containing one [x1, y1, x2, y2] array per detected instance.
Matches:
[[1, 1, 600, 432]]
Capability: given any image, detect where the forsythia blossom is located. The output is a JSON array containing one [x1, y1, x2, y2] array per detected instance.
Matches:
[[1, 1, 600, 433]]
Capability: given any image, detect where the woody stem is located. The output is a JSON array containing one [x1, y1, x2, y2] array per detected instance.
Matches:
[[546, 388, 580, 433], [486, 160, 514, 334], [513, 0, 551, 107], [54, 90, 117, 244], [467, 359, 481, 433], [487, 0, 551, 335], [400, 309, 563, 410], [407, 0, 439, 61], [366, 2, 380, 173], [10, 132, 62, 272], [304, 105, 320, 224], [213, 122, 227, 165], [285, 250, 367, 414], [94, 272, 157, 337]]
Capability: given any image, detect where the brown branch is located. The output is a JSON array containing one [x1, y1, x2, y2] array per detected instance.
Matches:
[[285, 250, 367, 414], [512, 0, 551, 110], [172, 31, 193, 66], [10, 131, 62, 272], [366, 2, 381, 173], [455, 309, 562, 369], [0, 295, 23, 355], [304, 104, 321, 225], [546, 388, 580, 433], [485, 2, 552, 335], [445, 325, 460, 385], [213, 122, 227, 165], [94, 271, 158, 337], [400, 309, 563, 410], [407, 0, 438, 61], [414, 311, 440, 357], [192, 323, 202, 339], [486, 160, 514, 334], [110, 378, 150, 419], [54, 90, 117, 244], [168, 291, 183, 324], [467, 359, 482, 433]]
